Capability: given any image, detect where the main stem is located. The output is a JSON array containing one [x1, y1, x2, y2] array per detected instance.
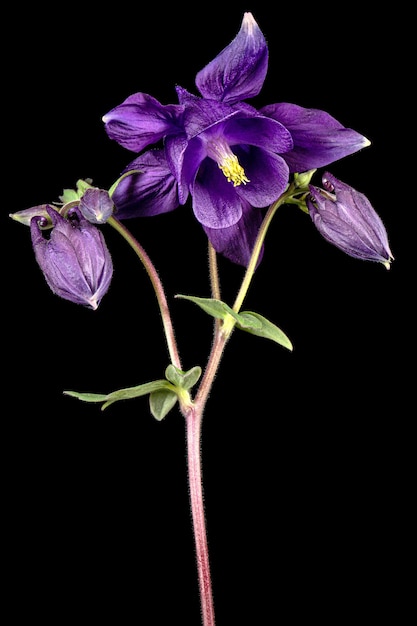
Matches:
[[185, 402, 215, 626], [183, 312, 231, 626]]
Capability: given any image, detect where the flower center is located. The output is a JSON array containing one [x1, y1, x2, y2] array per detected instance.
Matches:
[[219, 154, 250, 187], [207, 139, 250, 187]]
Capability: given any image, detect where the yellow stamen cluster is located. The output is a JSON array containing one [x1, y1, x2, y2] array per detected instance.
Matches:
[[219, 154, 250, 187]]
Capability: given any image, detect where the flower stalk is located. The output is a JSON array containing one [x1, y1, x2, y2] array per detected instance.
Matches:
[[231, 182, 297, 315], [107, 215, 182, 370]]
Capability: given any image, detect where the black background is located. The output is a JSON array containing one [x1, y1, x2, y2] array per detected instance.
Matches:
[[4, 2, 412, 624]]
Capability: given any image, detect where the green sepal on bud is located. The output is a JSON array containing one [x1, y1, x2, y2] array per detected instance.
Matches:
[[63, 363, 202, 420], [176, 295, 293, 351]]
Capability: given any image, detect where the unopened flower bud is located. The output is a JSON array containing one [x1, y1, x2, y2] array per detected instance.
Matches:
[[30, 206, 113, 309], [79, 188, 114, 224], [307, 172, 393, 269]]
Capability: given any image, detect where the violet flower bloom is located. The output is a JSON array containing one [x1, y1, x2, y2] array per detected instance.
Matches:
[[105, 12, 370, 266], [30, 206, 113, 309], [307, 172, 394, 269]]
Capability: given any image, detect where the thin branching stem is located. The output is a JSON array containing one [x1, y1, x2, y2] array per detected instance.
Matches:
[[107, 216, 182, 370]]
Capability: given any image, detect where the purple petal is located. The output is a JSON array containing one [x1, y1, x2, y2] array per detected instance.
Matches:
[[234, 146, 289, 207], [203, 201, 264, 267], [195, 12, 268, 105], [224, 115, 293, 153], [192, 159, 243, 228], [260, 102, 370, 172], [165, 134, 205, 205], [103, 92, 184, 153], [176, 87, 242, 138], [112, 150, 179, 218]]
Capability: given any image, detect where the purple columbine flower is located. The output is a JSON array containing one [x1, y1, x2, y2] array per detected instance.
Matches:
[[30, 206, 113, 308], [104, 12, 370, 267], [307, 172, 394, 269]]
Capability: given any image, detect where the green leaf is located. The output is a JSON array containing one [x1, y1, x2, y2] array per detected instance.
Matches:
[[59, 179, 94, 204], [165, 364, 202, 389], [176, 295, 293, 350], [175, 295, 241, 323], [234, 312, 263, 331], [63, 391, 109, 402], [236, 311, 293, 351], [63, 379, 175, 411], [59, 188, 80, 203], [149, 389, 178, 420], [76, 178, 94, 195]]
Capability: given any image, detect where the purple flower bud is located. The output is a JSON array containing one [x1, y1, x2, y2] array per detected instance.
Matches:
[[30, 206, 113, 309], [307, 172, 393, 269], [79, 188, 114, 224]]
